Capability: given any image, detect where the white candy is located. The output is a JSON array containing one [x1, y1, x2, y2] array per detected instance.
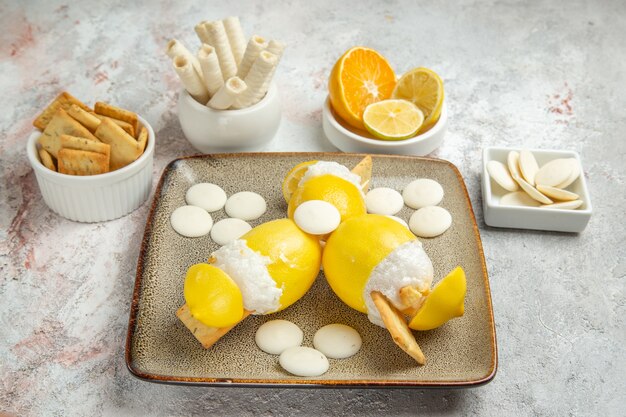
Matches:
[[409, 206, 452, 238], [293, 200, 341, 235], [224, 191, 267, 220], [170, 205, 213, 237], [500, 191, 541, 207], [487, 160, 518, 192], [555, 159, 581, 189], [535, 184, 579, 201], [365, 187, 404, 215], [313, 324, 362, 359], [402, 179, 444, 209], [535, 158, 574, 188], [513, 174, 553, 205], [255, 320, 303, 355], [507, 151, 522, 179], [279, 346, 329, 377], [541, 200, 584, 210], [519, 150, 539, 186], [386, 215, 410, 229], [210, 218, 252, 246], [185, 183, 227, 212]]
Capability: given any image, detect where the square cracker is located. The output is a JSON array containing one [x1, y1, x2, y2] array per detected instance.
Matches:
[[67, 104, 101, 132], [136, 126, 148, 153], [60, 134, 110, 163], [57, 148, 109, 176], [93, 114, 135, 137], [95, 118, 141, 171], [94, 101, 139, 136], [33, 91, 91, 130], [38, 148, 56, 171], [38, 108, 98, 158]]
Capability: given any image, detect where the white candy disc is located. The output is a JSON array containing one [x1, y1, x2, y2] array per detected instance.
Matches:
[[536, 184, 579, 201], [224, 191, 267, 220], [386, 215, 410, 229], [541, 200, 584, 210], [255, 320, 304, 355], [513, 174, 553, 205], [185, 183, 227, 212], [402, 179, 444, 209], [279, 346, 329, 377], [409, 206, 452, 238], [507, 151, 522, 179], [487, 160, 518, 192], [534, 159, 574, 188], [170, 205, 213, 237], [313, 324, 362, 359], [519, 150, 539, 186], [500, 191, 541, 207], [365, 187, 404, 215], [293, 200, 341, 235], [554, 159, 581, 189], [210, 218, 252, 245]]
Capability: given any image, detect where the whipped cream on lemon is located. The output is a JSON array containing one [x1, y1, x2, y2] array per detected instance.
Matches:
[[212, 239, 281, 314], [364, 240, 433, 327], [300, 161, 363, 195]]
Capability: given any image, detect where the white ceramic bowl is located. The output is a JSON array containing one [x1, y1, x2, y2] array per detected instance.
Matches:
[[482, 147, 592, 233], [322, 97, 447, 155], [177, 84, 281, 153], [26, 116, 155, 223]]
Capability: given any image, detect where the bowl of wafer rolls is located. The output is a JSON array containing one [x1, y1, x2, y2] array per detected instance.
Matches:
[[26, 91, 154, 222], [167, 17, 284, 153]]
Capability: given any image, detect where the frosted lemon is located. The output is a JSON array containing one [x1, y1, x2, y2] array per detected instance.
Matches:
[[391, 67, 444, 132], [287, 161, 366, 224], [177, 219, 322, 349], [363, 99, 424, 140], [409, 267, 466, 331]]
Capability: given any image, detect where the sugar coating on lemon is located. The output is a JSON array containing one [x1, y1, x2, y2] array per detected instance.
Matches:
[[322, 214, 416, 313], [184, 263, 244, 328]]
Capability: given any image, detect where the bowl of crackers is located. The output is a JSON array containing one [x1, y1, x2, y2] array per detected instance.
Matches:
[[26, 91, 155, 223]]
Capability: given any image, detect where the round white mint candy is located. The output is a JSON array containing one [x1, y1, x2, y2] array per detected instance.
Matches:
[[500, 191, 541, 207], [293, 200, 341, 235], [507, 151, 522, 179], [519, 150, 539, 186], [224, 191, 267, 221], [365, 187, 404, 215], [210, 218, 252, 246], [185, 183, 227, 212], [535, 184, 579, 201], [541, 200, 584, 210], [170, 205, 213, 237], [402, 179, 444, 209], [534, 159, 574, 188], [554, 159, 581, 189], [409, 206, 452, 238], [487, 160, 518, 192], [513, 175, 553, 205], [255, 320, 304, 355], [279, 346, 329, 377], [313, 324, 362, 359]]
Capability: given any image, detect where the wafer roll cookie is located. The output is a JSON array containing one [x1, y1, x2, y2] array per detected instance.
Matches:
[[223, 16, 246, 65], [203, 21, 237, 80], [208, 77, 247, 110], [236, 35, 267, 80], [194, 21, 211, 44], [173, 56, 210, 104], [166, 39, 203, 79], [232, 51, 277, 109], [266, 40, 286, 58], [198, 44, 224, 96]]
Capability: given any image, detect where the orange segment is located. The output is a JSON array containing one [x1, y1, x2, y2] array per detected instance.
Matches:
[[328, 47, 396, 130]]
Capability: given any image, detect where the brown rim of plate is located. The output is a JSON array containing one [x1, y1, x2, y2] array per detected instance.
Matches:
[[124, 152, 498, 388]]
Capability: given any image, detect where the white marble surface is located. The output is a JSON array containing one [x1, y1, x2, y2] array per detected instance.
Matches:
[[1, 0, 625, 415]]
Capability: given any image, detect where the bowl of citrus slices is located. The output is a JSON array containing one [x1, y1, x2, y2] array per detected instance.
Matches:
[[322, 46, 447, 155]]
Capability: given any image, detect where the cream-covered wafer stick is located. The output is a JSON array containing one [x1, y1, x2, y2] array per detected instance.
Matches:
[[173, 56, 210, 104], [232, 51, 277, 109], [198, 44, 224, 96], [203, 20, 237, 80], [236, 35, 268, 80], [166, 39, 202, 78], [222, 16, 246, 65], [266, 39, 286, 59], [194, 21, 211, 44], [208, 77, 247, 110]]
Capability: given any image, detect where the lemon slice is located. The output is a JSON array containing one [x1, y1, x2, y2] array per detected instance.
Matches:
[[363, 99, 424, 141], [391, 68, 444, 132], [282, 160, 318, 203]]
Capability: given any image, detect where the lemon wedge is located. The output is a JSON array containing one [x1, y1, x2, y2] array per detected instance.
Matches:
[[363, 99, 424, 140], [391, 67, 444, 132], [408, 266, 466, 331], [282, 160, 318, 203]]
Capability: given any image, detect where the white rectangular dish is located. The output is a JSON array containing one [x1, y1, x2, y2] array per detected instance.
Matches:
[[481, 147, 592, 233]]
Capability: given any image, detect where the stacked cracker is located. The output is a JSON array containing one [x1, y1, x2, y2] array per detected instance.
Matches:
[[33, 92, 148, 176], [167, 17, 285, 110]]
